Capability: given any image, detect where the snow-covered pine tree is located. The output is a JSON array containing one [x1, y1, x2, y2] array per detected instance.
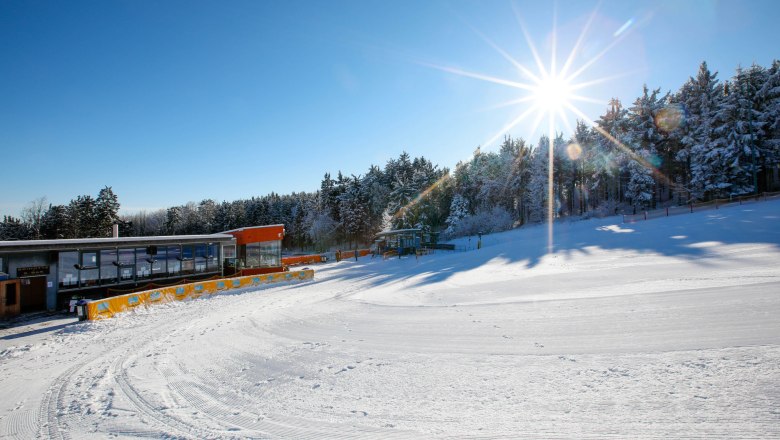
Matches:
[[444, 194, 469, 237], [526, 135, 550, 222], [361, 165, 390, 237], [708, 74, 755, 198], [594, 98, 630, 210], [680, 62, 723, 201], [498, 135, 531, 221], [627, 85, 668, 207], [95, 186, 120, 237], [624, 151, 655, 210], [572, 120, 595, 214], [338, 175, 373, 247], [757, 60, 780, 166]]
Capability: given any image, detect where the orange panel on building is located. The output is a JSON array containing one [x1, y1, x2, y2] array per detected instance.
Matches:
[[224, 225, 285, 245], [222, 225, 285, 276]]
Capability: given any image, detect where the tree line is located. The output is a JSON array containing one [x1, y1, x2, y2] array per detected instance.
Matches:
[[2, 60, 778, 247]]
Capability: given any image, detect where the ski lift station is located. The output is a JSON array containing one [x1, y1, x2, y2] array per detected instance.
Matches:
[[0, 225, 285, 318], [374, 229, 442, 256]]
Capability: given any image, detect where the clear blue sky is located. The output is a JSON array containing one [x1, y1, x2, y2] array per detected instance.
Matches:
[[1, 0, 778, 216]]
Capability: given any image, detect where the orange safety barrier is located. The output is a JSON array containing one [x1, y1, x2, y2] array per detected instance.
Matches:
[[282, 254, 327, 266], [336, 249, 371, 261], [85, 269, 314, 320]]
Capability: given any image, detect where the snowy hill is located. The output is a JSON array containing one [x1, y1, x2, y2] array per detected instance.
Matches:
[[1, 199, 779, 438]]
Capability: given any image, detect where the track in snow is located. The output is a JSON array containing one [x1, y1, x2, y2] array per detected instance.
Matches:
[[1, 200, 779, 438]]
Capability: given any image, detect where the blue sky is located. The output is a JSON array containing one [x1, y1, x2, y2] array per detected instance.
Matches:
[[1, 0, 778, 216]]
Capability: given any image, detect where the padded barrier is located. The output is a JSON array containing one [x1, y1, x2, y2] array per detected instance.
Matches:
[[336, 249, 371, 260], [282, 254, 328, 266], [85, 269, 314, 320]]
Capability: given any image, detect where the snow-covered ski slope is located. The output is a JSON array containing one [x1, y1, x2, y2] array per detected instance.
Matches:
[[1, 199, 779, 439]]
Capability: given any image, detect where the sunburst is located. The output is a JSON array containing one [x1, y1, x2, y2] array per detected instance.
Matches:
[[420, 4, 645, 254]]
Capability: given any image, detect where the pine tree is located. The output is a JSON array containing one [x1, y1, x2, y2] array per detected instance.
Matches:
[[444, 194, 469, 236], [709, 75, 755, 197], [338, 176, 370, 246], [165, 206, 181, 235], [95, 186, 120, 237], [594, 98, 630, 210], [526, 135, 550, 222], [627, 85, 668, 207], [757, 60, 780, 166], [624, 152, 655, 210], [682, 62, 723, 200], [40, 204, 67, 239]]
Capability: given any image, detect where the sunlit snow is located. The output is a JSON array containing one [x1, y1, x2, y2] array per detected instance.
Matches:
[[1, 199, 779, 438]]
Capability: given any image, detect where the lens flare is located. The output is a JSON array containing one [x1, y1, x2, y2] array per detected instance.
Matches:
[[655, 103, 686, 132], [566, 142, 583, 160]]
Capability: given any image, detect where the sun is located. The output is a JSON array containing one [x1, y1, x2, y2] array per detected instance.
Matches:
[[419, 4, 639, 148], [533, 74, 573, 113], [416, 5, 642, 255]]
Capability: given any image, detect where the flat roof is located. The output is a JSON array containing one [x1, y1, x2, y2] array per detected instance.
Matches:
[[221, 224, 285, 234], [0, 234, 235, 254], [375, 229, 422, 237]]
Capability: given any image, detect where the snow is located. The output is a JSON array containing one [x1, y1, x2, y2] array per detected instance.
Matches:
[[1, 199, 780, 438]]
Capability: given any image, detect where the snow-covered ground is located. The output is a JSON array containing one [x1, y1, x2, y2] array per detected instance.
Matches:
[[2, 199, 780, 439]]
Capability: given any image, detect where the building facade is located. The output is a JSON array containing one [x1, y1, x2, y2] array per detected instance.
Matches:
[[0, 225, 286, 317]]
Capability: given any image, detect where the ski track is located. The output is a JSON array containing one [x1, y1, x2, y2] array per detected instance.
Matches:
[[1, 200, 780, 438]]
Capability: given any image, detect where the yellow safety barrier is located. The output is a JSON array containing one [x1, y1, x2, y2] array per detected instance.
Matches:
[[85, 269, 315, 320]]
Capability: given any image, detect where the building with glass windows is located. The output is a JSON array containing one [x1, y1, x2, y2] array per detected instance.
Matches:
[[221, 224, 285, 276], [0, 225, 286, 316]]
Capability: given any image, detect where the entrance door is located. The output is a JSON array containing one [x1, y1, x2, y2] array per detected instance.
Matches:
[[20, 276, 47, 312]]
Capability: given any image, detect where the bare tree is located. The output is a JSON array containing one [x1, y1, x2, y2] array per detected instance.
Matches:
[[20, 196, 48, 240]]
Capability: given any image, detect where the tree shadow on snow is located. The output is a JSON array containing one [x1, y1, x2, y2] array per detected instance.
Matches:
[[315, 201, 780, 290]]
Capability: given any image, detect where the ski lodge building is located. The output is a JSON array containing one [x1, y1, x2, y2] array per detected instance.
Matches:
[[0, 225, 285, 318]]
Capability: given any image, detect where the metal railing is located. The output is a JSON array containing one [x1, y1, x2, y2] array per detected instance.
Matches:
[[622, 191, 780, 223]]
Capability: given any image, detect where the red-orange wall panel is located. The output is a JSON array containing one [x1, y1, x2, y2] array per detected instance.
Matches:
[[225, 225, 285, 245]]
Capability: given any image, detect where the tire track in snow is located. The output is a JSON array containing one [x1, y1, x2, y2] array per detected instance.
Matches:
[[38, 362, 84, 439]]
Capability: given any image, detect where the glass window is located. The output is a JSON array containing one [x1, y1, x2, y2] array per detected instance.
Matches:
[[80, 251, 99, 288], [136, 247, 151, 280], [258, 241, 281, 267], [223, 245, 236, 259], [58, 251, 79, 289], [245, 243, 261, 267], [118, 248, 135, 282], [181, 245, 194, 275], [207, 244, 220, 271], [151, 246, 166, 279], [100, 249, 118, 285], [167, 246, 181, 276], [194, 244, 207, 273], [223, 244, 237, 271], [82, 251, 98, 267]]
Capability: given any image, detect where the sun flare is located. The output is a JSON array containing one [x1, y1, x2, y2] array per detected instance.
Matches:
[[419, 5, 642, 255], [532, 74, 573, 113]]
